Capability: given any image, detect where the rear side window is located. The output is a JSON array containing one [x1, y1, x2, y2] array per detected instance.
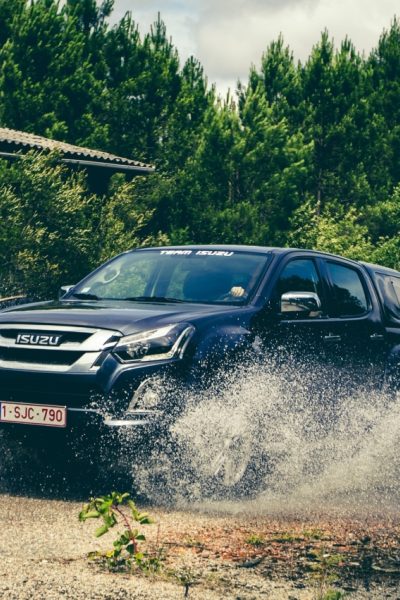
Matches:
[[391, 277, 400, 304], [375, 273, 400, 321], [326, 262, 368, 316]]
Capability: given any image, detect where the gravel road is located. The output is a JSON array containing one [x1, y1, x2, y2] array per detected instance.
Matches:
[[1, 493, 400, 600], [0, 494, 301, 600]]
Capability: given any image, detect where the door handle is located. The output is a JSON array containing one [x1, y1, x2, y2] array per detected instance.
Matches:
[[323, 334, 341, 344], [369, 333, 384, 341]]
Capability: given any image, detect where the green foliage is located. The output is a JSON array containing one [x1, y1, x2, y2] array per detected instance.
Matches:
[[0, 1, 399, 283], [307, 549, 347, 599], [0, 151, 94, 297], [242, 35, 303, 127], [361, 185, 400, 269], [371, 236, 400, 271], [237, 82, 311, 244], [0, 0, 104, 142], [320, 591, 347, 600], [95, 175, 168, 264], [288, 199, 374, 260], [79, 491, 163, 573], [246, 533, 266, 547], [0, 152, 157, 298]]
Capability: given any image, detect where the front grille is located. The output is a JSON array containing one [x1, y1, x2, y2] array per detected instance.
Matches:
[[0, 323, 121, 373], [0, 348, 83, 366]]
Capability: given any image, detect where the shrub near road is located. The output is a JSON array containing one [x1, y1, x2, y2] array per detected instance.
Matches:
[[0, 151, 160, 299]]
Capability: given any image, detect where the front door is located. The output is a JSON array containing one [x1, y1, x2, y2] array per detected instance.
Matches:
[[265, 255, 334, 379], [263, 254, 387, 395]]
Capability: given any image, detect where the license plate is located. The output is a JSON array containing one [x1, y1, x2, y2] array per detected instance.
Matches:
[[0, 402, 67, 427]]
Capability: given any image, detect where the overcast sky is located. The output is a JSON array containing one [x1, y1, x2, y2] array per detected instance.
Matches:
[[109, 0, 399, 97]]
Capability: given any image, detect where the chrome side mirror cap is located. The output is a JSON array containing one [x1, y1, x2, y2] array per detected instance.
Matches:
[[281, 291, 322, 317]]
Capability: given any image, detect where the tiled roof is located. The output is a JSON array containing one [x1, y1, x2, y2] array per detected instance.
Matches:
[[0, 127, 154, 173]]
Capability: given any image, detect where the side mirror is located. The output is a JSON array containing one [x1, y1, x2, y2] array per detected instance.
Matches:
[[58, 285, 74, 299], [280, 291, 322, 317]]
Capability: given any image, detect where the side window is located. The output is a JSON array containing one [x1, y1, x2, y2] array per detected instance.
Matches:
[[391, 277, 400, 305], [276, 258, 322, 297], [375, 273, 400, 321], [325, 262, 368, 317]]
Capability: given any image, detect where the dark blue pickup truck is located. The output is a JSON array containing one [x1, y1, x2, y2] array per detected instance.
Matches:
[[1, 245, 400, 482]]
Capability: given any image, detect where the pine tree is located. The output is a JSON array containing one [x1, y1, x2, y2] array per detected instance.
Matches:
[[237, 82, 310, 244], [242, 35, 302, 128], [0, 0, 103, 142]]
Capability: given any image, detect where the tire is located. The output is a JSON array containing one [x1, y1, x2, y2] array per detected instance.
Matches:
[[189, 426, 271, 500]]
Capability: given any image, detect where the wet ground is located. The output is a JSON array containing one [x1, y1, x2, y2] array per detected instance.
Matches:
[[1, 485, 400, 599]]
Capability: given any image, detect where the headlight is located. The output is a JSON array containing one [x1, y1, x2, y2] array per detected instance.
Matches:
[[113, 323, 195, 363]]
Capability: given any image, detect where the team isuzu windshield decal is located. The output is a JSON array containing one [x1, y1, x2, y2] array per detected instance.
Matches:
[[159, 250, 234, 257]]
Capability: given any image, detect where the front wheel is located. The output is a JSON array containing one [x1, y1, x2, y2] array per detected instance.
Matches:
[[192, 427, 271, 499], [208, 432, 251, 487]]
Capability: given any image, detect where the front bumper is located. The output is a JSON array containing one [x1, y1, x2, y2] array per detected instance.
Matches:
[[0, 408, 162, 449], [0, 355, 184, 445]]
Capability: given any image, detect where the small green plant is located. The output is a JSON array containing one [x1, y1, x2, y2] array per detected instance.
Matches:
[[183, 535, 205, 549], [319, 590, 347, 600], [308, 551, 345, 579], [303, 528, 325, 540], [246, 533, 266, 547], [170, 566, 201, 598], [308, 550, 346, 599], [272, 532, 303, 543], [79, 491, 162, 572]]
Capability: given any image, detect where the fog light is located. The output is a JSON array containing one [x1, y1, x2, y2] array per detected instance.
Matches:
[[128, 379, 162, 411]]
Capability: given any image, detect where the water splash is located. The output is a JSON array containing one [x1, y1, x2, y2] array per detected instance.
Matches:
[[130, 357, 400, 515]]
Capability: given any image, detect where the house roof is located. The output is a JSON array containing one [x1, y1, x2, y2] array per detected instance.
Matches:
[[0, 127, 154, 174]]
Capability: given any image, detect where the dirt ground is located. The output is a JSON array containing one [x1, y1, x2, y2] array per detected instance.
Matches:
[[1, 492, 400, 600]]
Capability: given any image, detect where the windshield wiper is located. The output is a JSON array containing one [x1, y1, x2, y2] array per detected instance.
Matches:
[[122, 296, 186, 303], [70, 292, 100, 300]]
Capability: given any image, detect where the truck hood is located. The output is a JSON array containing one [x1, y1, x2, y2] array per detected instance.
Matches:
[[0, 299, 243, 335]]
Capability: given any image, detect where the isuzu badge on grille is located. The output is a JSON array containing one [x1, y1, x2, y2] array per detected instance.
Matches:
[[15, 333, 63, 346]]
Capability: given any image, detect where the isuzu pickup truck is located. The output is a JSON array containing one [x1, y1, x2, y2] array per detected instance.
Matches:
[[1, 245, 399, 482]]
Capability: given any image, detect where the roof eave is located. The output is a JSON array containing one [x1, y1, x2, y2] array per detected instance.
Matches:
[[0, 151, 155, 174], [61, 157, 155, 174]]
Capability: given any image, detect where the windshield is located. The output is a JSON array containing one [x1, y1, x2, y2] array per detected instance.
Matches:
[[69, 249, 270, 305]]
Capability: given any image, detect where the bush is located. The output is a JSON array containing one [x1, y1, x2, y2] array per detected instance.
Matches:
[[0, 151, 163, 299]]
